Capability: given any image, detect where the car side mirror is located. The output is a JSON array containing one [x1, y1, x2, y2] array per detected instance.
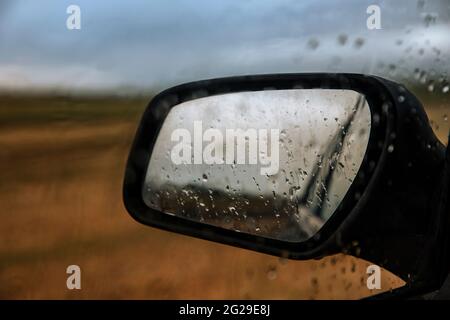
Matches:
[[123, 73, 449, 299]]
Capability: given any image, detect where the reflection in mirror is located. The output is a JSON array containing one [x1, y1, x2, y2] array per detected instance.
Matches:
[[143, 89, 371, 242]]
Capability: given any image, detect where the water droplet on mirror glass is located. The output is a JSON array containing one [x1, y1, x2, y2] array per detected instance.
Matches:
[[414, 68, 421, 80], [229, 206, 238, 215]]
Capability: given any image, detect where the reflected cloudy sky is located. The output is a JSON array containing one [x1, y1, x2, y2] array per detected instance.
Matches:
[[0, 0, 449, 92]]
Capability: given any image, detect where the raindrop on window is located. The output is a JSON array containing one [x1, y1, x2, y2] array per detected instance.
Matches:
[[373, 113, 380, 126], [387, 144, 395, 153], [311, 277, 319, 287], [422, 12, 438, 27], [417, 0, 425, 10], [337, 34, 348, 46], [307, 38, 319, 50], [354, 38, 365, 49], [267, 266, 278, 280]]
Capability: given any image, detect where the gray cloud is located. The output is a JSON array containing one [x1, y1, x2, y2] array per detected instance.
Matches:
[[0, 0, 449, 92]]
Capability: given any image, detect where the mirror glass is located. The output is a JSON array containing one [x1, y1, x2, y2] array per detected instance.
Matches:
[[143, 89, 371, 242]]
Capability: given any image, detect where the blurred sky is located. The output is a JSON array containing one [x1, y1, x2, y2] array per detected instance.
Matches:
[[0, 0, 449, 92]]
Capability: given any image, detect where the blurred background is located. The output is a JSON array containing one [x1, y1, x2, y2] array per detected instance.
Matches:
[[0, 0, 449, 299]]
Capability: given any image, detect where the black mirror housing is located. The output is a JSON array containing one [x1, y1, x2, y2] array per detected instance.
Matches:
[[123, 73, 448, 297]]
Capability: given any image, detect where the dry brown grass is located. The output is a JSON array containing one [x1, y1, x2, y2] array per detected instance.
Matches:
[[4, 93, 448, 299]]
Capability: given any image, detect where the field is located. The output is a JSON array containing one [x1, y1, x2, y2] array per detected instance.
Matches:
[[0, 92, 447, 299]]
